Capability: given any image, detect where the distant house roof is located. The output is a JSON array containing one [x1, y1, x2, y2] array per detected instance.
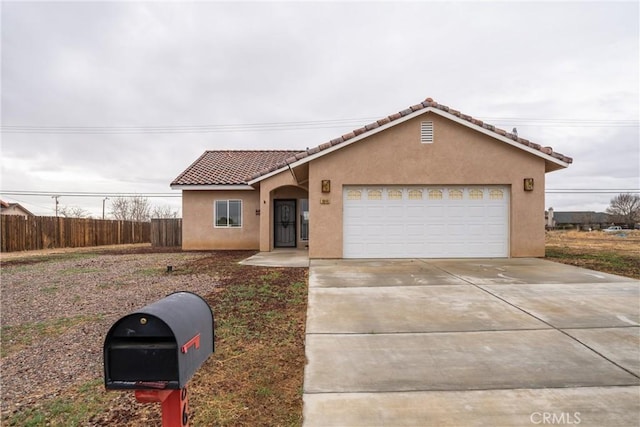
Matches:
[[553, 211, 611, 224], [0, 200, 35, 216], [171, 97, 573, 188], [171, 150, 304, 186]]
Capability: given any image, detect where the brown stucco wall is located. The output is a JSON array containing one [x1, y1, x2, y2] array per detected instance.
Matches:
[[181, 190, 260, 250], [0, 206, 31, 217], [307, 112, 546, 258]]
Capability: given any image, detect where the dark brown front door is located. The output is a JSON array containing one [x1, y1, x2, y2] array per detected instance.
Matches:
[[274, 200, 296, 248]]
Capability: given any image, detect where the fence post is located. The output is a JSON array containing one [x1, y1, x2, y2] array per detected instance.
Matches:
[[0, 217, 153, 252], [150, 218, 182, 247]]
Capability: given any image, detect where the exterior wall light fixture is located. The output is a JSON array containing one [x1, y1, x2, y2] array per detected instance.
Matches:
[[524, 178, 534, 191]]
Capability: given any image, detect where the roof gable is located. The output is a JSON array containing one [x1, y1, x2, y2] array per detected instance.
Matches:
[[0, 201, 34, 216], [171, 150, 304, 187], [248, 97, 573, 183]]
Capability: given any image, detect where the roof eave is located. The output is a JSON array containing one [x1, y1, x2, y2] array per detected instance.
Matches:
[[248, 106, 571, 184], [170, 184, 255, 191], [431, 109, 571, 171], [247, 111, 423, 185], [545, 161, 570, 173]]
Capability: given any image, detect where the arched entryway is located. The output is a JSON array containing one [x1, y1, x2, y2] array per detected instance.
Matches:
[[270, 185, 309, 249]]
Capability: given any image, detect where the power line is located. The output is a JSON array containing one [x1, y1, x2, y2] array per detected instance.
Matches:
[[477, 117, 638, 125], [1, 190, 181, 198], [1, 195, 56, 212], [0, 117, 381, 134], [3, 189, 638, 198], [1, 116, 637, 134], [546, 189, 640, 194]]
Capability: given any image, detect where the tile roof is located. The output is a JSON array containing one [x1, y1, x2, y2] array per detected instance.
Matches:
[[0, 201, 35, 216], [553, 211, 611, 224], [171, 150, 303, 185], [247, 97, 573, 181], [172, 97, 573, 187]]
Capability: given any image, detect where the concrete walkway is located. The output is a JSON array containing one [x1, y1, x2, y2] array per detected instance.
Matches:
[[239, 249, 309, 267], [303, 258, 640, 426]]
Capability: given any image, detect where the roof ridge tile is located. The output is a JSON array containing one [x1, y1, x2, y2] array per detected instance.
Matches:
[[364, 122, 380, 131], [173, 97, 573, 187]]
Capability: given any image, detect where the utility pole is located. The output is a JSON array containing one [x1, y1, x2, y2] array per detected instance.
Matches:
[[52, 195, 60, 217], [103, 197, 109, 220]]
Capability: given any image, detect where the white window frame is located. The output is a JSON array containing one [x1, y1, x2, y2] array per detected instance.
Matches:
[[214, 200, 243, 228], [300, 199, 309, 241]]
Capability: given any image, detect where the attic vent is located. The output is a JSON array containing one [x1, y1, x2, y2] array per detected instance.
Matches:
[[420, 121, 434, 143]]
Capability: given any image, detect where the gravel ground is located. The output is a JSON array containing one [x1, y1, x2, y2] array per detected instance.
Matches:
[[0, 248, 221, 416]]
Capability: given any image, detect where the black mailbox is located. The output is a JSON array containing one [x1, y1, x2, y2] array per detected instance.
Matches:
[[104, 291, 214, 390]]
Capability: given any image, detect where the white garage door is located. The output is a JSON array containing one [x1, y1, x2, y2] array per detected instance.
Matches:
[[343, 186, 509, 258]]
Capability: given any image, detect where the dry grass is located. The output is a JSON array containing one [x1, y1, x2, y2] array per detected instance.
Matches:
[[545, 230, 640, 280], [1, 248, 307, 426], [2, 233, 637, 425]]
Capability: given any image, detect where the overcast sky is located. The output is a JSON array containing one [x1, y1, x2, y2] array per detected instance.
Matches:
[[1, 0, 638, 218]]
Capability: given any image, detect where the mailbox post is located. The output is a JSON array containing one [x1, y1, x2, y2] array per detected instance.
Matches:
[[104, 291, 214, 427]]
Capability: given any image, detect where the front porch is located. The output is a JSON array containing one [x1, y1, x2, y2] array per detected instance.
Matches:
[[259, 182, 309, 252], [239, 249, 310, 267]]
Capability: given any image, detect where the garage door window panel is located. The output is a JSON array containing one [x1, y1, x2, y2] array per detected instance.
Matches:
[[347, 190, 362, 200], [448, 189, 464, 200], [469, 189, 484, 200], [388, 189, 403, 200], [490, 189, 504, 200], [367, 189, 383, 200], [408, 189, 423, 200], [428, 189, 443, 200]]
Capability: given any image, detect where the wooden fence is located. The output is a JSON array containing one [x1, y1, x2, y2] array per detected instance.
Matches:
[[0, 216, 151, 252], [150, 218, 182, 247]]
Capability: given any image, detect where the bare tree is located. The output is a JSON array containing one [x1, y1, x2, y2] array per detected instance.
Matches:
[[151, 205, 179, 219], [130, 196, 151, 222], [110, 196, 151, 222], [606, 193, 640, 225], [109, 197, 130, 221], [58, 205, 91, 218]]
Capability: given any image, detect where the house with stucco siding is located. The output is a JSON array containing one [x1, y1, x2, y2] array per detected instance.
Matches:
[[0, 200, 34, 218], [171, 97, 572, 259]]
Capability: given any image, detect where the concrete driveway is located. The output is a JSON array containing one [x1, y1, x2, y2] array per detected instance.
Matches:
[[302, 258, 640, 427]]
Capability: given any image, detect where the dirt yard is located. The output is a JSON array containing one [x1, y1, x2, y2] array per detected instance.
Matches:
[[545, 230, 640, 279], [1, 234, 637, 425], [0, 246, 308, 426]]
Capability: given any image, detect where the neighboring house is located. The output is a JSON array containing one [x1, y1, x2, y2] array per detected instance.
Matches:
[[0, 200, 34, 218], [546, 208, 611, 230], [171, 97, 572, 259]]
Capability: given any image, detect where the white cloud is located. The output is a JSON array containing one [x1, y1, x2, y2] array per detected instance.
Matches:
[[1, 1, 638, 216]]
